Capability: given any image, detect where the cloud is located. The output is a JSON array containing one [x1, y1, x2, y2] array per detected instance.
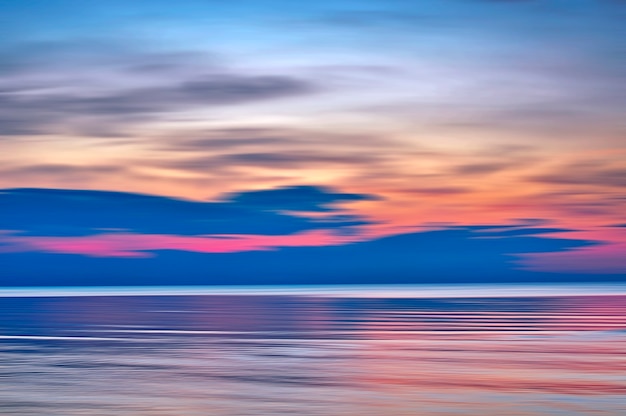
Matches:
[[150, 127, 401, 174], [0, 74, 315, 136], [156, 127, 403, 152], [0, 224, 606, 286], [0, 42, 318, 137], [223, 185, 378, 212], [1, 185, 622, 283], [0, 40, 220, 79], [0, 164, 126, 178], [166, 151, 385, 173], [451, 162, 514, 175], [519, 240, 626, 274], [0, 186, 374, 237], [393, 187, 471, 196], [530, 162, 626, 188], [164, 135, 292, 152], [0, 230, 349, 258]]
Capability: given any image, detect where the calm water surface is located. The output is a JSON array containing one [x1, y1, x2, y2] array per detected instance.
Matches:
[[1, 287, 625, 415]]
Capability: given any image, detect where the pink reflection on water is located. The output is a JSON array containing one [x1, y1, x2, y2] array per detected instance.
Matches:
[[1, 294, 625, 415]]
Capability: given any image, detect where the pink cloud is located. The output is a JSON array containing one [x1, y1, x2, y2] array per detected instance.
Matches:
[[0, 230, 358, 257]]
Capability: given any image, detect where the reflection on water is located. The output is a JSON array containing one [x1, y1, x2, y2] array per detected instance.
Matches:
[[1, 290, 625, 415]]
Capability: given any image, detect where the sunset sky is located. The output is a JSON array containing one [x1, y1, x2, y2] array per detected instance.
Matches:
[[1, 0, 624, 284]]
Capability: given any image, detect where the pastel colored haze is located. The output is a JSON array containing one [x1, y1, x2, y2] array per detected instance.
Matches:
[[0, 0, 624, 285]]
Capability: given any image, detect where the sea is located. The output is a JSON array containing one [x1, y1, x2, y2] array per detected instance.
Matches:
[[1, 284, 625, 416]]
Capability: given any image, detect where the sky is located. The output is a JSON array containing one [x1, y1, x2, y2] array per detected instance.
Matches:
[[0, 0, 624, 285]]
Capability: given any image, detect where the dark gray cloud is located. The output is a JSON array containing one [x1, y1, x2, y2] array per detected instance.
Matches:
[[395, 187, 471, 196], [530, 162, 626, 188], [218, 152, 381, 167], [517, 189, 625, 217], [74, 74, 310, 113], [535, 170, 626, 188], [0, 42, 318, 137], [156, 126, 403, 153], [166, 136, 292, 152], [451, 162, 513, 175], [0, 74, 315, 136], [163, 151, 387, 173], [0, 164, 125, 177], [141, 127, 407, 181]]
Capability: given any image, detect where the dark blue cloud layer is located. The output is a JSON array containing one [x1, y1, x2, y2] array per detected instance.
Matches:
[[0, 73, 315, 136], [0, 186, 616, 287], [0, 186, 372, 237], [0, 226, 609, 287]]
